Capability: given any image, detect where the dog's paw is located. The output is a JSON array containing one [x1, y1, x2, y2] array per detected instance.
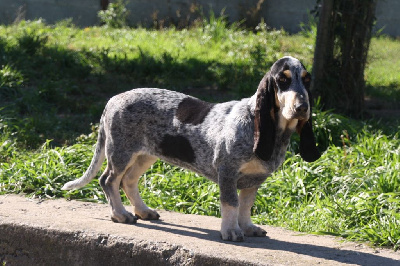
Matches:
[[241, 224, 267, 237], [220, 228, 245, 242], [111, 211, 138, 224], [135, 208, 160, 220]]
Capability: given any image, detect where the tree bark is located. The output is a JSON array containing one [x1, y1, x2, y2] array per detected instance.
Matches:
[[312, 0, 335, 102], [311, 0, 377, 117], [101, 0, 109, 10]]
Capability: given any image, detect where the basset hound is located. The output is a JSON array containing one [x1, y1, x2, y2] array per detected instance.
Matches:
[[62, 56, 320, 241]]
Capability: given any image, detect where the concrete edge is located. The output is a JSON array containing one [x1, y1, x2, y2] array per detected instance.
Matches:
[[1, 195, 399, 265], [0, 223, 251, 265]]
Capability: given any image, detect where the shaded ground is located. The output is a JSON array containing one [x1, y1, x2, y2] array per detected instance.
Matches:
[[365, 96, 400, 120]]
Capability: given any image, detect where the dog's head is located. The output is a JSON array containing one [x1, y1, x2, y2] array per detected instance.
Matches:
[[253, 56, 320, 162]]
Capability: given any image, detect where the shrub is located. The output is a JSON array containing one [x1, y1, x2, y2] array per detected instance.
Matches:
[[0, 64, 24, 99], [98, 0, 130, 28]]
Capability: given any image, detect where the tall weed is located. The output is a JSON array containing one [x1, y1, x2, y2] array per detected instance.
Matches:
[[0, 64, 24, 99], [98, 0, 130, 28]]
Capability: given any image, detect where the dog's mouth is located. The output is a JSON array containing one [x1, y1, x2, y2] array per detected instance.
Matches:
[[282, 107, 309, 121], [293, 112, 309, 121]]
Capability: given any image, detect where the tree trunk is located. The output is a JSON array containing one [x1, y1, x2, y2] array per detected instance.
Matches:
[[101, 0, 109, 10], [312, 0, 335, 103], [311, 0, 377, 117]]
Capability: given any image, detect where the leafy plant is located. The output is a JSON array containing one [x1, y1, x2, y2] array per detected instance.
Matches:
[[98, 0, 130, 28], [299, 11, 318, 39], [0, 64, 24, 98], [17, 29, 48, 55], [201, 8, 234, 42]]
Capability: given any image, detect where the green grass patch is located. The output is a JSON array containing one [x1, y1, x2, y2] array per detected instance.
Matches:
[[1, 20, 399, 249], [365, 36, 400, 102], [254, 129, 400, 249]]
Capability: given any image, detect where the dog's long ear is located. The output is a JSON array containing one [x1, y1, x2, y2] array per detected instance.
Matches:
[[253, 72, 276, 161], [296, 90, 320, 162]]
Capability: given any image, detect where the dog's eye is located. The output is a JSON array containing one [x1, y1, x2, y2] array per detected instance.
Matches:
[[278, 77, 288, 83], [302, 75, 311, 89], [277, 76, 291, 91]]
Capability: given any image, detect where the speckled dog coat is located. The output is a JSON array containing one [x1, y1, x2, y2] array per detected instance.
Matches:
[[62, 56, 320, 242]]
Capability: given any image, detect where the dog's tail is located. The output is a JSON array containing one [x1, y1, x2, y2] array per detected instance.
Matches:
[[62, 121, 106, 191]]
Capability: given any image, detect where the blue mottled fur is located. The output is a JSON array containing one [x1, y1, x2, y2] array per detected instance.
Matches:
[[62, 56, 320, 242]]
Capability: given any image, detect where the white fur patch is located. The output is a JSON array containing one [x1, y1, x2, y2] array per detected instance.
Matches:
[[221, 203, 239, 230], [279, 91, 297, 120]]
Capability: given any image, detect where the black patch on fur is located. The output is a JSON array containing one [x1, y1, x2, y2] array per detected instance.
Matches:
[[271, 58, 290, 73], [298, 89, 320, 162], [176, 97, 214, 125], [253, 73, 276, 162], [302, 72, 311, 89], [277, 73, 291, 91], [99, 172, 108, 188], [271, 58, 292, 91], [299, 120, 321, 162], [160, 134, 195, 163]]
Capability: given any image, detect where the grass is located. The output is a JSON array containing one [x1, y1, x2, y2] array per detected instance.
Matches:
[[0, 19, 399, 249], [365, 36, 400, 102]]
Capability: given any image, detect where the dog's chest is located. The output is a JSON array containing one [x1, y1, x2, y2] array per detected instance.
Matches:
[[269, 129, 293, 170], [236, 131, 291, 189]]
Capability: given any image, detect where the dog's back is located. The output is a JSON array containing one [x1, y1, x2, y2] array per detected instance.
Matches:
[[102, 88, 253, 180]]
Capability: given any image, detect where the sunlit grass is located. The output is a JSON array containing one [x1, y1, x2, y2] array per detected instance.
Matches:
[[365, 36, 400, 102], [1, 19, 399, 249]]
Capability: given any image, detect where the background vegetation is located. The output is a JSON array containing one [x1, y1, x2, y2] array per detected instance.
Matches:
[[0, 18, 399, 249]]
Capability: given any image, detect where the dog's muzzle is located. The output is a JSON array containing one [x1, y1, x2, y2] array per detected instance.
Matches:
[[293, 102, 309, 120]]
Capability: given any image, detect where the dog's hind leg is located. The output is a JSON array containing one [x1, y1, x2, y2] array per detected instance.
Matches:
[[99, 166, 138, 224], [120, 154, 160, 220]]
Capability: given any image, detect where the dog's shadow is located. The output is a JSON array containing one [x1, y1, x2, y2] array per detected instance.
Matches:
[[134, 219, 220, 240], [133, 219, 399, 265]]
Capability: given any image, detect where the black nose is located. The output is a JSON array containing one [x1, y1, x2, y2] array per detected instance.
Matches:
[[295, 102, 308, 113]]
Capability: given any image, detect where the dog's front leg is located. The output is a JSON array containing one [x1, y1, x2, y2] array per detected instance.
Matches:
[[218, 168, 244, 242], [238, 186, 267, 237]]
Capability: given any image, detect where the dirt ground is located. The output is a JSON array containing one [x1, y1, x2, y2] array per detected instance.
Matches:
[[0, 194, 399, 265]]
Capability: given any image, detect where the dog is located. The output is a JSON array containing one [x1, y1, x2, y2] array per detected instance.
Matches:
[[62, 56, 320, 242]]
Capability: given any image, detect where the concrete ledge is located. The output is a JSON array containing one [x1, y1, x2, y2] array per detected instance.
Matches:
[[1, 195, 399, 265]]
